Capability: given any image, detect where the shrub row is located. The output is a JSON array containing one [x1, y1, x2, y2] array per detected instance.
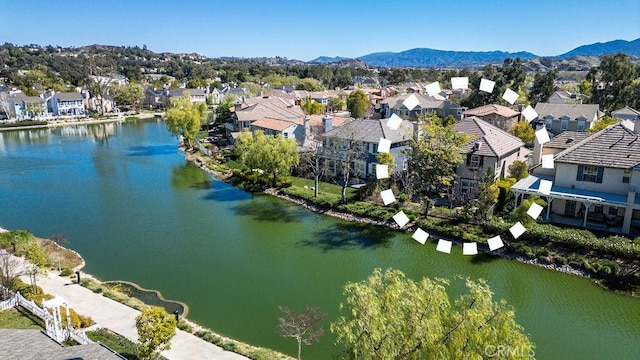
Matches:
[[282, 186, 342, 207], [337, 201, 394, 221], [483, 220, 640, 260]]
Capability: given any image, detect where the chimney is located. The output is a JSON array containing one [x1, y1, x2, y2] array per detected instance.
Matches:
[[412, 121, 421, 142], [634, 119, 640, 134], [533, 124, 544, 166], [304, 116, 311, 138], [322, 115, 333, 133]]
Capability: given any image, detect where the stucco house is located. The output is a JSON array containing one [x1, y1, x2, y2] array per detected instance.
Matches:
[[548, 90, 589, 104], [379, 93, 464, 121], [227, 96, 305, 137], [168, 88, 206, 104], [533, 102, 603, 135], [513, 122, 640, 234], [463, 104, 520, 131], [319, 118, 413, 179], [453, 117, 528, 195]]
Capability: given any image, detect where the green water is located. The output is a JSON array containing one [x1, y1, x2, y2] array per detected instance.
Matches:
[[0, 121, 639, 359]]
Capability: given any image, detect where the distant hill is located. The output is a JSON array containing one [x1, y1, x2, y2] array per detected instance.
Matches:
[[355, 48, 537, 68], [310, 56, 350, 64], [559, 38, 640, 58]]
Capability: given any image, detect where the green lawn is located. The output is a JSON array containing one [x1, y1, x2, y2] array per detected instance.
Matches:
[[86, 328, 142, 360], [0, 307, 44, 329], [289, 176, 357, 198]]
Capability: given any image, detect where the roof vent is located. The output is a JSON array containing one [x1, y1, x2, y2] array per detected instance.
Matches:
[[566, 138, 574, 144]]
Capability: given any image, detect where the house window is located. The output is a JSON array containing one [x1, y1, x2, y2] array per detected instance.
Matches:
[[577, 120, 586, 131], [623, 169, 631, 183], [283, 133, 288, 139], [545, 118, 553, 130], [594, 205, 603, 214], [560, 119, 568, 131], [608, 207, 618, 216], [469, 155, 480, 170], [577, 165, 602, 183]]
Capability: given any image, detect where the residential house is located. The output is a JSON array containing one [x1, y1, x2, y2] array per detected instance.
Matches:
[[463, 104, 521, 131], [612, 106, 640, 122], [228, 96, 304, 135], [319, 118, 413, 179], [168, 88, 206, 104], [513, 122, 640, 234], [48, 92, 86, 117], [143, 88, 168, 109], [379, 93, 464, 120], [251, 117, 300, 142], [453, 117, 528, 195], [21, 96, 49, 119], [548, 90, 589, 104], [533, 102, 603, 135], [0, 329, 124, 359]]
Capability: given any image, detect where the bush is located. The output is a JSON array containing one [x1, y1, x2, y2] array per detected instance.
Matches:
[[60, 268, 73, 277], [177, 321, 193, 333], [221, 342, 238, 351]]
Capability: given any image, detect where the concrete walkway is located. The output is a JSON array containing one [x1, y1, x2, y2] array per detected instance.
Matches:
[[22, 271, 248, 360]]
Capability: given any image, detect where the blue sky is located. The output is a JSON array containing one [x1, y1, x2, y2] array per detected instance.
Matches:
[[1, 0, 638, 61]]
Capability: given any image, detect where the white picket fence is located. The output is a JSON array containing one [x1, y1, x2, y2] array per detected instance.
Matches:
[[0, 286, 92, 344]]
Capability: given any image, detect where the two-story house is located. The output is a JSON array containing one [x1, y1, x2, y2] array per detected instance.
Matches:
[[453, 117, 528, 196], [513, 122, 640, 234], [319, 118, 413, 179], [48, 92, 86, 117], [227, 96, 305, 136], [168, 88, 206, 104], [463, 104, 521, 132], [379, 93, 465, 121], [533, 102, 603, 135]]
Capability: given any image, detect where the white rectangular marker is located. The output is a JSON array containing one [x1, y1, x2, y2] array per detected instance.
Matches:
[[402, 94, 419, 112], [538, 180, 553, 196], [527, 202, 544, 219], [463, 242, 478, 255], [488, 235, 504, 251], [451, 77, 469, 90], [375, 164, 389, 180], [378, 138, 391, 153], [392, 211, 410, 228], [387, 114, 403, 130], [509, 222, 526, 239], [541, 154, 554, 169], [425, 81, 441, 97], [436, 239, 452, 253], [535, 128, 550, 144], [380, 189, 395, 205], [521, 105, 538, 122], [479, 78, 495, 93], [502, 88, 519, 105], [412, 228, 429, 244]]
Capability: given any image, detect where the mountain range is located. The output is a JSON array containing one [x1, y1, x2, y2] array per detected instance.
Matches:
[[311, 38, 640, 68]]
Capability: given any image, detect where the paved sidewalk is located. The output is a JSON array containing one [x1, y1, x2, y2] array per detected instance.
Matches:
[[23, 271, 248, 360]]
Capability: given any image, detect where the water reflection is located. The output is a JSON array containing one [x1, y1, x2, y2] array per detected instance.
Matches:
[[299, 222, 393, 251], [171, 161, 212, 189]]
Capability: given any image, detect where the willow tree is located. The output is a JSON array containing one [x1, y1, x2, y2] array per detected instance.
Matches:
[[166, 92, 207, 148], [332, 268, 535, 360], [235, 130, 300, 186]]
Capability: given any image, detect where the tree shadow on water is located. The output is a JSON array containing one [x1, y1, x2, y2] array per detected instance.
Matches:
[[233, 199, 301, 223], [202, 187, 252, 202], [299, 222, 393, 252], [171, 162, 212, 189], [127, 145, 176, 156]]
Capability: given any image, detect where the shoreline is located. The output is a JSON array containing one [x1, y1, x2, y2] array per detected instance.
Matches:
[[0, 112, 164, 132], [184, 145, 626, 290]]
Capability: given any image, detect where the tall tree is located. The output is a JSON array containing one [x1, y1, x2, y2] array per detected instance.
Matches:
[[508, 160, 529, 181], [331, 268, 535, 360], [475, 167, 499, 219], [277, 305, 327, 360], [587, 115, 619, 133], [235, 130, 300, 186], [0, 92, 12, 119], [327, 97, 345, 113], [165, 92, 206, 148], [136, 306, 177, 360], [347, 90, 368, 119], [301, 98, 324, 115], [529, 70, 557, 106], [405, 114, 467, 215], [590, 53, 636, 113], [112, 82, 145, 111], [321, 130, 368, 204]]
